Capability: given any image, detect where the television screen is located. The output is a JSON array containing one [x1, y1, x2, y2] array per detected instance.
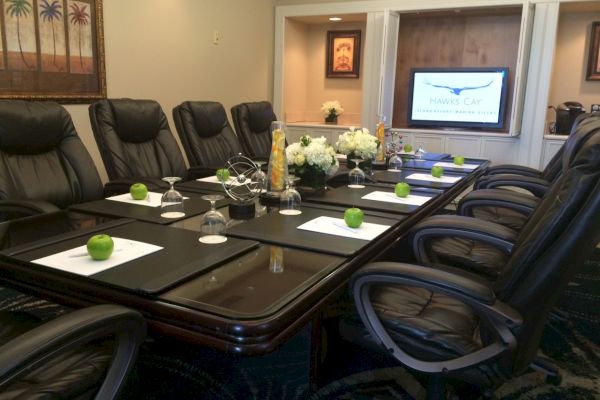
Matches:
[[407, 67, 509, 129]]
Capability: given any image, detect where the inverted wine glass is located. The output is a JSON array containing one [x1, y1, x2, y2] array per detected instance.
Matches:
[[348, 159, 366, 188], [415, 143, 426, 161], [388, 150, 403, 171], [279, 175, 302, 215], [199, 194, 228, 244], [160, 177, 185, 218], [252, 160, 268, 193]]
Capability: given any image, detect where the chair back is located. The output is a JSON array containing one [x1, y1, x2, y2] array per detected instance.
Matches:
[[0, 100, 103, 208], [173, 101, 242, 167], [540, 113, 600, 181], [230, 101, 277, 159], [89, 99, 187, 180], [496, 128, 600, 372]]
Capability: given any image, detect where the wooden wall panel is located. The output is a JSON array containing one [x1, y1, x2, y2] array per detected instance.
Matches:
[[392, 10, 521, 132]]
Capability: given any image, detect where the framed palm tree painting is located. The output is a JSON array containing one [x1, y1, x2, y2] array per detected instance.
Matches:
[[0, 0, 105, 102]]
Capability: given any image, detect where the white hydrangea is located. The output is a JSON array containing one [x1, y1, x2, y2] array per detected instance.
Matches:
[[286, 135, 339, 176], [335, 127, 379, 159]]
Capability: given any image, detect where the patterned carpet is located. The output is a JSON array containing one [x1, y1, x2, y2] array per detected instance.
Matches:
[[0, 250, 599, 399]]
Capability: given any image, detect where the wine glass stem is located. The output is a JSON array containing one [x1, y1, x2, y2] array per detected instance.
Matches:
[[210, 200, 216, 211]]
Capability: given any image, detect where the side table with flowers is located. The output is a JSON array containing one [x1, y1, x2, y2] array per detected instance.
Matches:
[[320, 100, 344, 125], [286, 135, 339, 193], [335, 127, 380, 171]]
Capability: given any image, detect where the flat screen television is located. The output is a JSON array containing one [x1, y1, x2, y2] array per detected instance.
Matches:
[[407, 67, 509, 130]]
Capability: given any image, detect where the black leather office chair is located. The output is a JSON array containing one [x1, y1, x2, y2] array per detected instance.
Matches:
[[474, 112, 600, 197], [173, 101, 243, 178], [408, 118, 600, 280], [458, 113, 600, 230], [230, 101, 277, 160], [89, 99, 188, 195], [0, 304, 145, 399], [341, 132, 600, 398], [0, 100, 103, 220]]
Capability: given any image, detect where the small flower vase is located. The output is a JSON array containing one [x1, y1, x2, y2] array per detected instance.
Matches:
[[324, 114, 338, 125], [295, 170, 327, 196]]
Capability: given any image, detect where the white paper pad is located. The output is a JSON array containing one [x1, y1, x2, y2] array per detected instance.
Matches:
[[106, 192, 162, 207], [434, 161, 478, 170], [32, 237, 163, 276], [197, 176, 255, 187], [335, 154, 347, 160], [297, 216, 390, 241], [406, 173, 462, 184], [106, 192, 189, 207], [362, 191, 432, 206]]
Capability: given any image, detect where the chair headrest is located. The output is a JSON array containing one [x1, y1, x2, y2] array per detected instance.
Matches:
[[185, 102, 228, 138], [109, 99, 164, 143], [0, 100, 67, 155], [562, 113, 600, 170], [246, 102, 275, 133]]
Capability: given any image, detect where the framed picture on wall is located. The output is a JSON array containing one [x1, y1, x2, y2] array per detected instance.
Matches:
[[326, 30, 361, 79], [0, 0, 106, 102], [587, 21, 600, 81]]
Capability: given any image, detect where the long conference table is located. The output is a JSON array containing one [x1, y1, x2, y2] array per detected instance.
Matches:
[[0, 156, 488, 365]]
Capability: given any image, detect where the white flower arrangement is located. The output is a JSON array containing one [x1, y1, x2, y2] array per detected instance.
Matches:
[[320, 100, 344, 118], [286, 135, 339, 176], [335, 127, 380, 160]]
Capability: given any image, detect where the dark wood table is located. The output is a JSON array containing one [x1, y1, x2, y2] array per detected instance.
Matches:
[[0, 161, 487, 358]]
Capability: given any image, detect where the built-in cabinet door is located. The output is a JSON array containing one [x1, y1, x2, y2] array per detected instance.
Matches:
[[541, 139, 565, 169]]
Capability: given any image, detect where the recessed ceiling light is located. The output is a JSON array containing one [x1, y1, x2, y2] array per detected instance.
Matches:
[[329, 17, 342, 21]]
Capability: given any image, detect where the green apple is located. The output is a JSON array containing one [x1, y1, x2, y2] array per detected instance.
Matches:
[[453, 156, 465, 166], [344, 207, 364, 228], [86, 234, 114, 261], [394, 182, 411, 198], [216, 168, 230, 182], [130, 183, 148, 200], [431, 166, 444, 178], [403, 144, 413, 153]]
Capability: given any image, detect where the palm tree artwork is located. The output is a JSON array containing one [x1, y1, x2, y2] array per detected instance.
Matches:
[[39, 0, 62, 67], [6, 0, 33, 70], [68, 2, 89, 71]]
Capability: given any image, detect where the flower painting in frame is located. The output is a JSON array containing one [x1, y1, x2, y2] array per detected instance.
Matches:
[[0, 0, 106, 101], [326, 30, 361, 79], [587, 21, 600, 81]]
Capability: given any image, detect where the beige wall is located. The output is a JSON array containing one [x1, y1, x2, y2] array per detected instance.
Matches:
[[284, 19, 309, 122], [547, 10, 600, 127], [66, 0, 276, 183], [284, 20, 364, 125]]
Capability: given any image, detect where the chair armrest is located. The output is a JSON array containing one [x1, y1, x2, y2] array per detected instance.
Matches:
[[411, 215, 518, 264], [484, 164, 542, 178], [351, 261, 522, 373], [0, 200, 61, 219], [458, 188, 540, 218], [103, 178, 169, 197], [0, 304, 146, 399], [474, 174, 550, 198]]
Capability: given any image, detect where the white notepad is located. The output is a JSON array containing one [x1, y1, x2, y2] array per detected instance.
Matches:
[[362, 191, 432, 206], [32, 237, 163, 276], [406, 173, 462, 184], [197, 176, 249, 186], [434, 161, 478, 170], [297, 216, 390, 241], [106, 192, 163, 207]]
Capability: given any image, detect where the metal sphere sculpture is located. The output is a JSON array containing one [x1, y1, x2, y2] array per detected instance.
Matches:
[[220, 155, 263, 203]]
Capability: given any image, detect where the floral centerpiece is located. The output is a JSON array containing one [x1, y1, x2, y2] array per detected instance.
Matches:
[[320, 100, 344, 124], [286, 135, 339, 190], [335, 127, 380, 169]]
